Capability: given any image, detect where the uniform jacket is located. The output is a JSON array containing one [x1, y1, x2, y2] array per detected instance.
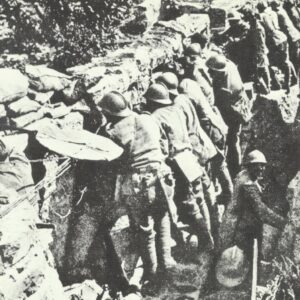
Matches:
[[211, 60, 248, 126], [218, 169, 285, 252], [179, 78, 228, 142], [185, 61, 215, 106], [250, 19, 269, 68], [260, 9, 288, 46], [151, 105, 192, 159], [173, 94, 217, 165], [106, 112, 164, 172], [285, 4, 300, 31], [276, 7, 300, 43]]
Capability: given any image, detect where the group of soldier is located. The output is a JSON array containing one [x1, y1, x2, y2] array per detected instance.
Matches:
[[90, 0, 300, 292]]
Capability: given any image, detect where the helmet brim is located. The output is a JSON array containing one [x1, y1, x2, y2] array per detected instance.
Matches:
[[148, 98, 172, 105], [206, 61, 227, 72], [169, 89, 179, 96], [102, 107, 132, 117]]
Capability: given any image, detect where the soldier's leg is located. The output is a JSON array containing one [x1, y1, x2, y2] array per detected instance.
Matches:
[[154, 209, 176, 270], [226, 123, 242, 178], [127, 193, 158, 280], [139, 216, 157, 279], [211, 154, 233, 207]]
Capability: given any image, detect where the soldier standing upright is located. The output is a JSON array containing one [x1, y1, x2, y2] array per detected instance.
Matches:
[[206, 54, 248, 178]]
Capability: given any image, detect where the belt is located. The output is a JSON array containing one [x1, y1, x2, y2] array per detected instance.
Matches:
[[131, 163, 162, 174]]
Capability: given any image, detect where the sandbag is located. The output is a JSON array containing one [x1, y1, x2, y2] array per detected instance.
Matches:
[[7, 96, 41, 117], [11, 110, 45, 128], [0, 69, 29, 104], [25, 65, 71, 92]]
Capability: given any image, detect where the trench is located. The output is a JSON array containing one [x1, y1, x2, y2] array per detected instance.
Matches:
[[1, 0, 300, 300]]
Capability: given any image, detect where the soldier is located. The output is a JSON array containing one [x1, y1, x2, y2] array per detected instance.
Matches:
[[156, 72, 220, 235], [144, 83, 215, 253], [206, 54, 247, 178], [270, 0, 300, 88], [98, 91, 177, 283], [284, 0, 300, 31], [216, 10, 251, 81], [257, 0, 295, 92], [182, 43, 215, 106], [218, 150, 286, 256], [242, 5, 271, 93]]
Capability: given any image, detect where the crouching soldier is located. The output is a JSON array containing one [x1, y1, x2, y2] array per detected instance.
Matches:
[[98, 91, 177, 283], [218, 150, 286, 257], [144, 83, 215, 253]]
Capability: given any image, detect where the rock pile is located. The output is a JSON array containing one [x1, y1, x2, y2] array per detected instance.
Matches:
[[0, 200, 66, 300], [0, 66, 84, 132]]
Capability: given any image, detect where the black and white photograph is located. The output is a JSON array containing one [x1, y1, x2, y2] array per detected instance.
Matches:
[[0, 0, 300, 299]]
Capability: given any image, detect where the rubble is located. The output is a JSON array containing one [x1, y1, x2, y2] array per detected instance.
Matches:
[[0, 1, 299, 300], [0, 201, 66, 300]]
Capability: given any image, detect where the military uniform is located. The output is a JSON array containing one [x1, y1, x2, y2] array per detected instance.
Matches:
[[275, 6, 300, 83], [106, 111, 176, 277], [178, 79, 233, 207], [184, 61, 215, 107], [151, 104, 215, 251], [210, 59, 247, 178], [248, 18, 271, 92], [218, 169, 285, 256], [260, 8, 293, 90]]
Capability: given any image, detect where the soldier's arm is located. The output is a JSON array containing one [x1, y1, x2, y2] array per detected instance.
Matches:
[[242, 184, 286, 229]]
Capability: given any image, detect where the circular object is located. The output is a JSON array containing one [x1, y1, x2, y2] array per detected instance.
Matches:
[[206, 54, 227, 72], [215, 246, 250, 288], [184, 43, 202, 56], [244, 150, 267, 165], [99, 91, 131, 117], [144, 83, 172, 105], [227, 10, 241, 21], [156, 72, 179, 96]]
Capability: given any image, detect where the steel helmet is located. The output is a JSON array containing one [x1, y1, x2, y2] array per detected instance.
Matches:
[[156, 72, 179, 96], [184, 43, 202, 56], [206, 54, 227, 72], [216, 246, 250, 288], [227, 10, 241, 21], [99, 91, 132, 117], [257, 0, 268, 10], [244, 150, 267, 165], [144, 83, 172, 105], [270, 0, 281, 7]]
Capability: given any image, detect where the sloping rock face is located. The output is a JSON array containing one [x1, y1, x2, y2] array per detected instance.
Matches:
[[0, 201, 66, 300], [278, 172, 300, 263], [242, 90, 300, 259]]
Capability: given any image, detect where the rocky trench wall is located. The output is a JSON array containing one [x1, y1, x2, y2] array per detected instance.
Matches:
[[2, 0, 299, 297]]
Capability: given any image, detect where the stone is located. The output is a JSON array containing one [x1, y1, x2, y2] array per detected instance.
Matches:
[[0, 69, 29, 104], [7, 96, 41, 117], [11, 109, 45, 128], [27, 89, 54, 105], [25, 65, 72, 92]]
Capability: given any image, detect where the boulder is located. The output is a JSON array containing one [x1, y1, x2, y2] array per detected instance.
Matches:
[[0, 69, 29, 104], [25, 65, 71, 92], [7, 96, 41, 117]]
